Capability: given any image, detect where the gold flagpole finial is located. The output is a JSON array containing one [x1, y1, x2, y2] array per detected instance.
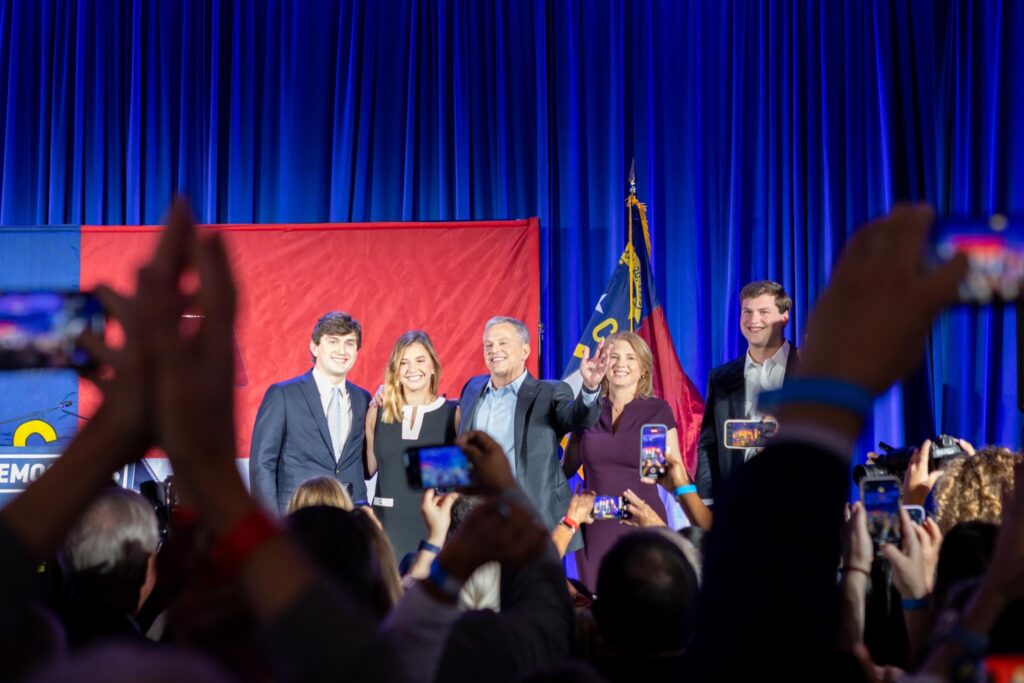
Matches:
[[628, 158, 636, 196]]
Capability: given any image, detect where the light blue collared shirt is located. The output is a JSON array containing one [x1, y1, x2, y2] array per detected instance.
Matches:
[[474, 370, 530, 476], [473, 370, 599, 477]]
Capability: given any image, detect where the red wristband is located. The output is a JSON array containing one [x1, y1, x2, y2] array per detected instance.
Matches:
[[560, 515, 579, 530], [209, 507, 280, 576]]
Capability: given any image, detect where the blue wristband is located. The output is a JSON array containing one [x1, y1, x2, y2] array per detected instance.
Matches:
[[427, 557, 464, 598], [673, 484, 697, 497], [901, 597, 928, 611], [418, 540, 442, 554], [757, 378, 874, 415]]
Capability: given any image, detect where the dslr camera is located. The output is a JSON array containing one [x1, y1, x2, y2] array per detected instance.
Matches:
[[852, 435, 965, 485]]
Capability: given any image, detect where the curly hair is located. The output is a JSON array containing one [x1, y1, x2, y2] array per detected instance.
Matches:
[[933, 447, 1021, 533]]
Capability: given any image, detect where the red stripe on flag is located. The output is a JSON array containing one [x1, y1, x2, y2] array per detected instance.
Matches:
[[637, 307, 705, 475]]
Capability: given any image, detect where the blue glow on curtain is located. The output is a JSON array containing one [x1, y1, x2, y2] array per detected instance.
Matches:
[[0, 0, 1021, 454]]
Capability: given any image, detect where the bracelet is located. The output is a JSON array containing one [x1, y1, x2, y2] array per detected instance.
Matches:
[[673, 484, 697, 497], [757, 378, 874, 415], [901, 597, 929, 611], [418, 540, 442, 554], [209, 507, 281, 576], [427, 557, 465, 599], [840, 566, 871, 578], [560, 516, 579, 531]]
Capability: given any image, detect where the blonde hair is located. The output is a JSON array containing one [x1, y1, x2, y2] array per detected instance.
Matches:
[[933, 447, 1021, 533], [287, 477, 354, 514], [600, 332, 654, 398], [381, 331, 442, 424], [352, 508, 403, 608]]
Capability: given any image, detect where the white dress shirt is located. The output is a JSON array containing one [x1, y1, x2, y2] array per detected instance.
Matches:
[[743, 341, 791, 418], [743, 341, 790, 461], [312, 367, 351, 461]]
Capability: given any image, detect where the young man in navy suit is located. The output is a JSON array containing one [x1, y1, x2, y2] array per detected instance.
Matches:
[[694, 281, 799, 504], [250, 312, 372, 514]]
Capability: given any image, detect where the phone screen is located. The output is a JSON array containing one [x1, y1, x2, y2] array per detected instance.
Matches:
[[902, 504, 926, 526], [640, 423, 667, 480], [724, 419, 767, 449], [0, 292, 104, 370], [932, 215, 1024, 302], [862, 477, 902, 548], [593, 495, 629, 520], [404, 445, 472, 490]]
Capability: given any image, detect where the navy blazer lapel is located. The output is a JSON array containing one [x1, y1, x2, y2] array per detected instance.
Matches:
[[784, 344, 800, 380], [299, 371, 336, 465], [459, 376, 488, 433], [514, 374, 541, 475], [719, 356, 747, 418]]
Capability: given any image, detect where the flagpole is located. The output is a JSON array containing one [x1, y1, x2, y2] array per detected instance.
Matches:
[[627, 159, 636, 331]]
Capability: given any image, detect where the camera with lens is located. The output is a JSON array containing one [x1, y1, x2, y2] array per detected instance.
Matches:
[[852, 434, 965, 485], [139, 475, 179, 543]]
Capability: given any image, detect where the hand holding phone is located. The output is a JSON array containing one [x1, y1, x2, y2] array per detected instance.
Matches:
[[931, 214, 1024, 302], [639, 423, 668, 481]]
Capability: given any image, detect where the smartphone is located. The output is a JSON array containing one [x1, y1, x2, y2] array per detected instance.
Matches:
[[723, 419, 778, 449], [592, 495, 631, 520], [902, 504, 926, 526], [931, 214, 1024, 302], [0, 291, 104, 370], [403, 444, 473, 490], [861, 475, 902, 549], [639, 423, 668, 480]]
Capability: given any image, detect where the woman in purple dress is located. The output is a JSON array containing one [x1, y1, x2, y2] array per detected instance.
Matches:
[[564, 331, 687, 589]]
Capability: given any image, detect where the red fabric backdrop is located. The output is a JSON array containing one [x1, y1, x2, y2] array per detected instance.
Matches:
[[79, 220, 541, 459]]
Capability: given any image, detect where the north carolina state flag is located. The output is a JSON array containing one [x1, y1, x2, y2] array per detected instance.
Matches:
[[562, 193, 704, 475]]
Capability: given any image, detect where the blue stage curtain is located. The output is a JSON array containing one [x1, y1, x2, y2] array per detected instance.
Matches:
[[0, 0, 1021, 453]]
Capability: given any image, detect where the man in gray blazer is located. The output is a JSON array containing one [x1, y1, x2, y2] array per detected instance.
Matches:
[[458, 317, 608, 550], [250, 311, 372, 514]]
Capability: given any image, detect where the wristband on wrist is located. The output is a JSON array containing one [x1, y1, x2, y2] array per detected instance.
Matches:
[[209, 507, 281, 576], [418, 539, 442, 554], [673, 484, 698, 497], [560, 515, 579, 531], [901, 597, 929, 611], [427, 557, 465, 599], [757, 378, 875, 415], [840, 566, 871, 578]]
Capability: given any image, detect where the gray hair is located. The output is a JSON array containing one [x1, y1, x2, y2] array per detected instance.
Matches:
[[483, 316, 530, 346], [64, 487, 160, 574]]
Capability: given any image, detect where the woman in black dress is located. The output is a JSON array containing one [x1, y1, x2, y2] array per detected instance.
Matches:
[[365, 330, 457, 560]]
